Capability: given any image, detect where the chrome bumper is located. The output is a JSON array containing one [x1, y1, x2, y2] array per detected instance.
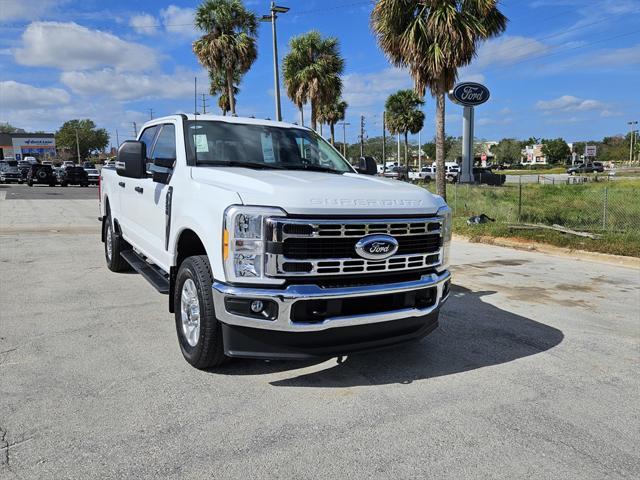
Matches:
[[212, 270, 450, 333]]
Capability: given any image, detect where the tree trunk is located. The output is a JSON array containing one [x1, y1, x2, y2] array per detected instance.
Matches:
[[226, 68, 235, 115], [435, 86, 447, 200], [310, 100, 317, 132], [299, 105, 304, 126], [404, 131, 409, 167], [330, 123, 335, 145]]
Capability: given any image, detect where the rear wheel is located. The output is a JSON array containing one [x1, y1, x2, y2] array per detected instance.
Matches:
[[105, 214, 131, 272], [174, 255, 227, 369], [27, 180, 33, 187]]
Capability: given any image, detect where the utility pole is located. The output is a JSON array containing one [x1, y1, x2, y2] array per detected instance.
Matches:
[[382, 111, 386, 170], [148, 108, 154, 120], [74, 128, 81, 163], [629, 121, 638, 163], [200, 93, 209, 115], [397, 133, 400, 165], [261, 2, 289, 122], [339, 122, 350, 157], [359, 115, 365, 157], [132, 122, 138, 138], [115, 129, 119, 149]]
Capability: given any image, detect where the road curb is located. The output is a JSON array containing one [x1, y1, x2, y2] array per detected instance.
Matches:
[[453, 234, 640, 269]]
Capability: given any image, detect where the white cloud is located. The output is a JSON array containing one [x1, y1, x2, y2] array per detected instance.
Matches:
[[129, 14, 159, 36], [161, 6, 196, 37], [128, 5, 196, 38], [579, 44, 640, 67], [1, 0, 68, 21], [342, 68, 412, 109], [60, 68, 207, 101], [474, 36, 549, 68], [478, 117, 513, 126], [536, 95, 607, 112], [0, 80, 70, 109], [14, 22, 158, 71], [458, 71, 485, 84]]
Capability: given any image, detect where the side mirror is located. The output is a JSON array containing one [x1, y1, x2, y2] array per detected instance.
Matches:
[[358, 156, 378, 175], [116, 141, 146, 178]]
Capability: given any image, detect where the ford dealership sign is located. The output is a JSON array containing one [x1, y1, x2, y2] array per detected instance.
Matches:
[[449, 83, 490, 107]]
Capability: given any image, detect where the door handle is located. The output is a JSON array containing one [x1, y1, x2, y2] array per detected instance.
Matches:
[[118, 182, 125, 188], [135, 186, 144, 194]]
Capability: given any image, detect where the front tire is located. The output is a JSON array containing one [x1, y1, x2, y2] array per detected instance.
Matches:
[[174, 256, 227, 369], [104, 214, 131, 272]]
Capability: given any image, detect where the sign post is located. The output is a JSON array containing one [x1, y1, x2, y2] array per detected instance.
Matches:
[[448, 82, 490, 183]]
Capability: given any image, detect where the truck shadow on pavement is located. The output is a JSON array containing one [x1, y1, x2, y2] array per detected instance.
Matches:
[[215, 285, 564, 387]]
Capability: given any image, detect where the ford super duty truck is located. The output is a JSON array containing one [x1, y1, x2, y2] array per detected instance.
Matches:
[[99, 114, 451, 369]]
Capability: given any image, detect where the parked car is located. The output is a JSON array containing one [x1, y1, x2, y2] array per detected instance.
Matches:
[[0, 160, 23, 184], [23, 156, 39, 164], [100, 114, 452, 369], [82, 161, 96, 169], [470, 167, 506, 186], [59, 166, 89, 186], [567, 162, 604, 175], [17, 161, 32, 181], [420, 163, 459, 182], [84, 168, 100, 185], [26, 164, 57, 187], [62, 161, 76, 169], [41, 160, 53, 166]]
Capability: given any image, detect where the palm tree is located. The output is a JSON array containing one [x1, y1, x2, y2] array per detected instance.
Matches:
[[371, 0, 507, 198], [209, 69, 239, 115], [317, 99, 348, 146], [282, 31, 345, 131], [193, 0, 258, 116], [385, 90, 425, 166]]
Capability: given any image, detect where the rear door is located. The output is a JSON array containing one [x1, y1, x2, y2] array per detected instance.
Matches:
[[135, 123, 176, 269], [118, 125, 159, 246]]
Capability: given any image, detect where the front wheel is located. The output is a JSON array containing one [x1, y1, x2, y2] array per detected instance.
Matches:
[[175, 256, 227, 369]]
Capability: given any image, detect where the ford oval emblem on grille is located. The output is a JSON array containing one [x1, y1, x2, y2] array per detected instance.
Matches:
[[355, 234, 399, 260]]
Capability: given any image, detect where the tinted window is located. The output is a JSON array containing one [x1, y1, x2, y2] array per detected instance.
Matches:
[[152, 124, 176, 160], [139, 126, 159, 160]]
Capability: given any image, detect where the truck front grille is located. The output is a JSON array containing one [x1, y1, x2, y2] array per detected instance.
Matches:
[[265, 216, 444, 277]]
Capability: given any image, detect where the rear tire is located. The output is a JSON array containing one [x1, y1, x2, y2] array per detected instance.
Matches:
[[175, 255, 227, 369], [105, 214, 131, 272], [27, 180, 33, 187]]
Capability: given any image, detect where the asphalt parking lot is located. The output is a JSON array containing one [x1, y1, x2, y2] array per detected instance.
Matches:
[[0, 183, 98, 201], [1, 185, 639, 479]]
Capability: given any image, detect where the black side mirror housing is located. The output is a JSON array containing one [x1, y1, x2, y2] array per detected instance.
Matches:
[[358, 156, 378, 175], [116, 141, 146, 179]]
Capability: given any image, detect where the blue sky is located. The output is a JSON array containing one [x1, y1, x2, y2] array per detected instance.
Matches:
[[1, 0, 639, 147]]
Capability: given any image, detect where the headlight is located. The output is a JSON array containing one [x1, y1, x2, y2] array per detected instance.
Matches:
[[223, 206, 285, 283], [437, 205, 452, 271]]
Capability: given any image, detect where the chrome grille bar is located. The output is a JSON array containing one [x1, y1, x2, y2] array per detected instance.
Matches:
[[264, 216, 444, 277]]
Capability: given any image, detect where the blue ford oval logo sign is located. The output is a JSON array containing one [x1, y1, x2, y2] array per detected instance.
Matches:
[[449, 82, 490, 107], [355, 234, 399, 260]]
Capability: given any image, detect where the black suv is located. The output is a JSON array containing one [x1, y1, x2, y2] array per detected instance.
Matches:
[[59, 166, 89, 187], [27, 164, 57, 187]]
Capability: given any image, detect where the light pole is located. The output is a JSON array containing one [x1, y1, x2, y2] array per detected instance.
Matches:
[[339, 122, 350, 157], [628, 121, 638, 163], [261, 2, 289, 122], [75, 128, 81, 163]]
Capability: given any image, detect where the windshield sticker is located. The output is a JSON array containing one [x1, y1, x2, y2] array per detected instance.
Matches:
[[194, 134, 209, 153], [261, 133, 276, 163]]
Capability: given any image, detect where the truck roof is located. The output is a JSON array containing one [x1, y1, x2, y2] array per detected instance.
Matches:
[[143, 114, 309, 131]]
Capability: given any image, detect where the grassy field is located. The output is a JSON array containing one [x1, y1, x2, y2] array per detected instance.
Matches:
[[424, 180, 640, 257], [500, 167, 566, 175]]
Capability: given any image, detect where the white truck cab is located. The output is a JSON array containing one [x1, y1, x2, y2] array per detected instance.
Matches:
[[100, 114, 451, 369]]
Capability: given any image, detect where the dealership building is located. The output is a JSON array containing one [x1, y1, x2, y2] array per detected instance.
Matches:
[[0, 133, 56, 161]]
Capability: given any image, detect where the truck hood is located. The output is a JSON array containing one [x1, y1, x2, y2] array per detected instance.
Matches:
[[190, 167, 445, 215]]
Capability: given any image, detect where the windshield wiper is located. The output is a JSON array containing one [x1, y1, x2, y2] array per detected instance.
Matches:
[[202, 160, 286, 170], [283, 164, 344, 174]]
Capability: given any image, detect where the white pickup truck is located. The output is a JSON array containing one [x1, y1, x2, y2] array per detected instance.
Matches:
[[100, 114, 451, 369]]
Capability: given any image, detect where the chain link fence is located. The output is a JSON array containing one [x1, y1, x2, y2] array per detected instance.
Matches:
[[425, 180, 640, 233]]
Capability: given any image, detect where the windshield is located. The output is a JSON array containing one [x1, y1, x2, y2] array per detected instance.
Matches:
[[86, 169, 99, 174], [186, 121, 354, 174]]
